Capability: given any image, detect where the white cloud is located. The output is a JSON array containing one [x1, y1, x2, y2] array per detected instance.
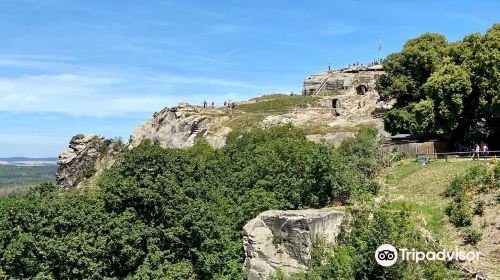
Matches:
[[0, 73, 173, 117], [0, 54, 76, 69], [0, 72, 296, 117]]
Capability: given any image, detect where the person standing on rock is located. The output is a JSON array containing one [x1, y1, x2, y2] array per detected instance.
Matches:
[[211, 101, 215, 108]]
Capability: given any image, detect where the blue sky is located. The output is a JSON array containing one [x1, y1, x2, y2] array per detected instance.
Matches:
[[0, 0, 498, 157]]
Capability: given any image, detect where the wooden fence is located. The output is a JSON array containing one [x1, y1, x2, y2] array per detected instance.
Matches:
[[382, 141, 448, 159]]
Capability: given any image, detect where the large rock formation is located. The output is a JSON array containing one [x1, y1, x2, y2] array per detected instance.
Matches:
[[243, 209, 345, 280], [302, 65, 390, 120], [302, 65, 385, 96], [56, 134, 110, 189], [129, 104, 232, 149]]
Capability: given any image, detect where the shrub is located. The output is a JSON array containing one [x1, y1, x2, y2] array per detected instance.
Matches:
[[463, 227, 482, 245], [446, 200, 472, 227], [445, 163, 500, 226], [473, 199, 485, 216], [83, 161, 97, 178], [112, 137, 127, 153], [338, 128, 383, 179], [272, 233, 286, 245]]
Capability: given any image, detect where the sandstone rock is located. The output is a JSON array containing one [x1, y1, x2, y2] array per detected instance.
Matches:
[[243, 208, 345, 280], [56, 134, 110, 189], [129, 105, 231, 149], [303, 65, 384, 96], [306, 131, 356, 147]]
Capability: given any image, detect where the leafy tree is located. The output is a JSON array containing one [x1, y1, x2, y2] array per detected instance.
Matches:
[[0, 127, 388, 279], [378, 24, 500, 145]]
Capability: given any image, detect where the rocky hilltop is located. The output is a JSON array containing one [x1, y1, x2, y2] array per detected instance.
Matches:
[[129, 103, 232, 149], [56, 66, 391, 189]]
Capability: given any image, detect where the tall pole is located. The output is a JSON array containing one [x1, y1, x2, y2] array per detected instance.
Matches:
[[378, 40, 382, 63]]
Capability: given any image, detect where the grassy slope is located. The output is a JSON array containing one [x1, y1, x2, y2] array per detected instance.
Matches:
[[379, 159, 469, 241], [380, 159, 500, 278], [0, 165, 57, 196], [226, 94, 321, 130]]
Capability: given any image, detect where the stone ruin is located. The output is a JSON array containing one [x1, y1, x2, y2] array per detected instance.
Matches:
[[302, 65, 389, 119]]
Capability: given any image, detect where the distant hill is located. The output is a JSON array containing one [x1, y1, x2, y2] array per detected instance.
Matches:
[[0, 165, 57, 196], [0, 157, 58, 166]]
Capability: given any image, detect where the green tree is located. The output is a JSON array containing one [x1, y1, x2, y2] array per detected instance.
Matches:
[[378, 24, 500, 144]]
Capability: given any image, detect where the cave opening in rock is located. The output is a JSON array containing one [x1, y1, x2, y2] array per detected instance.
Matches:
[[331, 98, 340, 116], [332, 98, 338, 109], [356, 85, 367, 95]]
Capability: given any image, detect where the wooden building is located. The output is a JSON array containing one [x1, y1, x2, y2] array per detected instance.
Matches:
[[383, 134, 449, 159]]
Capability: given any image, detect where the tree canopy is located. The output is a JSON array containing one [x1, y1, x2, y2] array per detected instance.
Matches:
[[0, 126, 384, 279], [377, 24, 500, 145]]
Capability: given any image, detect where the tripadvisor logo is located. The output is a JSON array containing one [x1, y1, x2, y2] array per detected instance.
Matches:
[[375, 244, 398, 267], [375, 244, 480, 267]]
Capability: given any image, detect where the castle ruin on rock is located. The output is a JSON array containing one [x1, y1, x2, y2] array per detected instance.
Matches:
[[302, 64, 389, 119]]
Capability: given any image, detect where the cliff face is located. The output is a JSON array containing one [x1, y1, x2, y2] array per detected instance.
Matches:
[[243, 209, 345, 279], [56, 134, 109, 189], [129, 104, 232, 149]]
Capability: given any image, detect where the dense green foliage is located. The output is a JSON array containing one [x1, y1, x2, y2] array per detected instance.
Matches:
[[0, 126, 383, 279], [378, 24, 500, 144], [0, 165, 56, 196], [444, 163, 499, 227], [270, 209, 466, 280]]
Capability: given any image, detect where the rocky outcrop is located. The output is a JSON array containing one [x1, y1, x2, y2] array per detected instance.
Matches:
[[302, 65, 385, 96], [301, 65, 390, 121], [56, 134, 109, 189], [129, 104, 232, 149], [243, 209, 345, 280]]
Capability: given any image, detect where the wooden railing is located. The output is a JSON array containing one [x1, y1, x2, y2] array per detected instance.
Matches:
[[416, 151, 500, 162]]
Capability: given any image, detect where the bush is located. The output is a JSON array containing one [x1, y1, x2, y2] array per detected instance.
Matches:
[[445, 163, 500, 226], [473, 199, 485, 216], [463, 227, 482, 245], [112, 137, 127, 153], [338, 128, 383, 179], [446, 200, 472, 227], [83, 161, 97, 178]]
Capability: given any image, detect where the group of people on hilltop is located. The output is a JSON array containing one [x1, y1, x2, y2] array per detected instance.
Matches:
[[202, 100, 236, 109], [202, 100, 215, 109], [334, 59, 381, 71], [469, 143, 490, 163], [223, 99, 236, 109]]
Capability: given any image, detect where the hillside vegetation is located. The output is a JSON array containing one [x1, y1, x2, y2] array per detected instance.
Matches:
[[378, 24, 500, 145], [0, 165, 57, 196], [0, 126, 385, 279]]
